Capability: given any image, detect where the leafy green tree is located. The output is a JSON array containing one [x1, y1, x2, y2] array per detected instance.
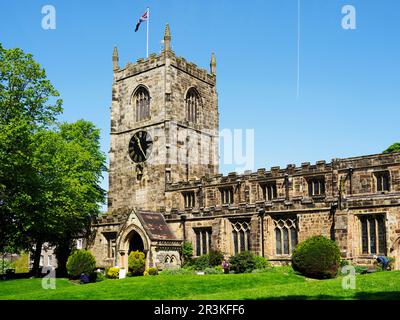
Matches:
[[0, 43, 62, 271], [384, 143, 400, 154], [0, 44, 106, 277], [32, 120, 106, 275]]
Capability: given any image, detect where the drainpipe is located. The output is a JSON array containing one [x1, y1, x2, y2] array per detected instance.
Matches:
[[258, 209, 265, 257]]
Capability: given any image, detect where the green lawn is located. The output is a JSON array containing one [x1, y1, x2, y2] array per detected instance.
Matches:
[[1, 268, 399, 300]]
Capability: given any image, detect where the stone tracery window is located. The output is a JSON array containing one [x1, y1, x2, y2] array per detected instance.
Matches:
[[231, 220, 251, 255], [274, 218, 297, 255], [360, 214, 386, 255], [194, 228, 212, 256], [135, 86, 150, 121], [185, 88, 200, 123]]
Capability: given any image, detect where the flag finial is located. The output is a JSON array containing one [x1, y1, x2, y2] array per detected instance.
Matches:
[[164, 24, 171, 51], [113, 46, 119, 71], [210, 52, 216, 75]]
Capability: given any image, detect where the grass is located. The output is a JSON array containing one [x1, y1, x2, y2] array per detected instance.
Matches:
[[0, 267, 399, 300]]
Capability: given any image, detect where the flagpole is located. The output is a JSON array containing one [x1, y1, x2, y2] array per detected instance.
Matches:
[[146, 7, 149, 58]]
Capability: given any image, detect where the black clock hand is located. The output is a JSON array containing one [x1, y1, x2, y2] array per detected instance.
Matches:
[[135, 136, 146, 159]]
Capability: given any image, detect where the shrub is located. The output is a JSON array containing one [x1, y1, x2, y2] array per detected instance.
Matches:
[[208, 250, 224, 267], [292, 235, 341, 279], [193, 254, 211, 271], [159, 268, 194, 276], [66, 250, 96, 277], [128, 251, 145, 276], [12, 252, 29, 273], [204, 266, 224, 275], [229, 251, 256, 274], [144, 267, 158, 276], [354, 265, 368, 274], [106, 267, 120, 279], [254, 256, 272, 269], [0, 258, 12, 274], [182, 241, 194, 266], [340, 259, 350, 267], [94, 271, 106, 282], [182, 264, 195, 271]]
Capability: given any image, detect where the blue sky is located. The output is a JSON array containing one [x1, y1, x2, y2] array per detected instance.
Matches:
[[1, 0, 399, 195]]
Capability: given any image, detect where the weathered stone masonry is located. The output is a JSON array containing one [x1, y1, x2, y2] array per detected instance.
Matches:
[[89, 25, 400, 271]]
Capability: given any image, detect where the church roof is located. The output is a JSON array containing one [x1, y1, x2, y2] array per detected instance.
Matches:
[[136, 210, 177, 241]]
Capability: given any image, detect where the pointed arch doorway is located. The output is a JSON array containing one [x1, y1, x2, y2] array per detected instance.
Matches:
[[129, 231, 145, 254]]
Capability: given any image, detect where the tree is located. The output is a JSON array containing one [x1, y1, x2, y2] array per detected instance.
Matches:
[[0, 44, 106, 277], [0, 43, 62, 270], [32, 120, 106, 275], [384, 143, 400, 154]]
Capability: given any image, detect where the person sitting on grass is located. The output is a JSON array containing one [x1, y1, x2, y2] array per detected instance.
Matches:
[[373, 255, 390, 271]]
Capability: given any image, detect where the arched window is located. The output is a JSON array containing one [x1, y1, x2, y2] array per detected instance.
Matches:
[[135, 86, 150, 122], [185, 88, 200, 123], [274, 218, 297, 255], [231, 220, 250, 255]]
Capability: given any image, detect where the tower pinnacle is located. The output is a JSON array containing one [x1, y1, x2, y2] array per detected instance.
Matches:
[[210, 52, 216, 75], [164, 24, 171, 51], [112, 46, 119, 71]]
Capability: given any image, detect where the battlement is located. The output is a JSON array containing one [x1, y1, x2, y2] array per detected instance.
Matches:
[[166, 152, 400, 192], [113, 50, 216, 86], [172, 55, 216, 85]]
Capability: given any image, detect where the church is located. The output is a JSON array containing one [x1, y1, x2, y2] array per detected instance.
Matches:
[[88, 24, 400, 272]]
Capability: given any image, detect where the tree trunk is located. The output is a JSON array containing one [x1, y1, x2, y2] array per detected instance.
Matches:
[[54, 240, 72, 278], [31, 239, 43, 277]]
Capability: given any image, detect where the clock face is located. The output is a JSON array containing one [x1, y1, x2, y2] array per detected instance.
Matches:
[[128, 131, 153, 163]]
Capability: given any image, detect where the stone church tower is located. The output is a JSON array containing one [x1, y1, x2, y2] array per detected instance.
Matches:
[[108, 24, 219, 213]]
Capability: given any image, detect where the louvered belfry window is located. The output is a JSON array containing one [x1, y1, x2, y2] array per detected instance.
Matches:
[[185, 88, 199, 123], [135, 87, 150, 121]]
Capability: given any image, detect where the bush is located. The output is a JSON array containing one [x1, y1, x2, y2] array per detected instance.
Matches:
[[229, 251, 256, 274], [254, 256, 272, 270], [106, 267, 120, 279], [204, 266, 224, 274], [0, 258, 12, 274], [291, 235, 341, 279], [144, 267, 158, 276], [66, 250, 96, 277], [182, 241, 194, 266], [128, 251, 145, 276], [354, 265, 368, 274], [340, 259, 350, 267], [182, 264, 195, 271], [94, 271, 106, 282], [12, 252, 29, 273], [208, 250, 224, 267], [193, 255, 211, 271], [159, 268, 194, 276]]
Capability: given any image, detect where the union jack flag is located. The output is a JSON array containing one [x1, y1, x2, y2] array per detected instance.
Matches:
[[135, 10, 148, 32]]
